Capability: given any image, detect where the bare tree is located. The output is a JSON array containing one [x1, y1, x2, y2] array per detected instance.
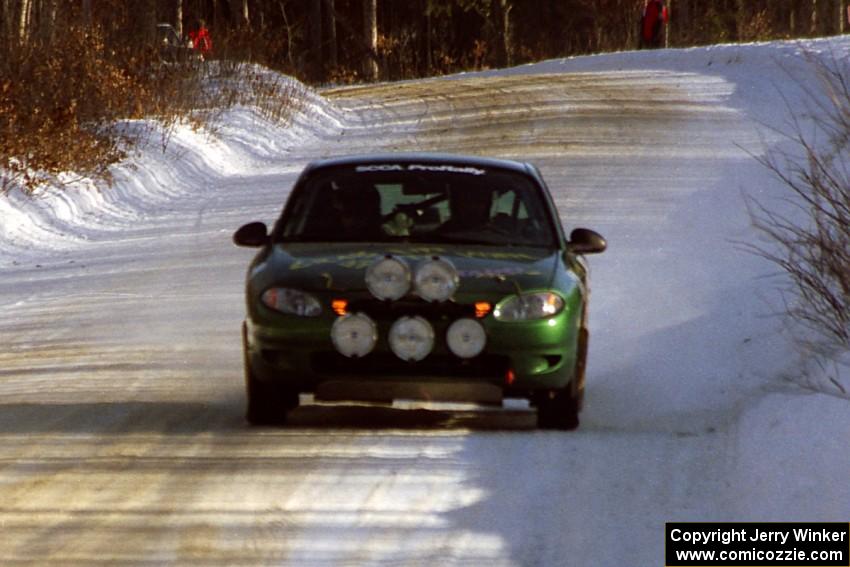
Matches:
[[82, 0, 92, 27], [310, 0, 323, 80], [319, 0, 380, 77], [677, 0, 690, 42], [488, 0, 512, 67], [18, 0, 32, 44], [789, 0, 801, 33], [230, 0, 249, 28], [424, 0, 432, 74], [175, 0, 184, 38], [210, 0, 219, 27], [278, 0, 296, 69], [0, 0, 9, 46], [746, 54, 850, 396], [37, 0, 59, 42], [324, 0, 338, 70], [735, 0, 747, 40], [811, 0, 819, 34], [134, 0, 157, 47], [363, 0, 378, 80]]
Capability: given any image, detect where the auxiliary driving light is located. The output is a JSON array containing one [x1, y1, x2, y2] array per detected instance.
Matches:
[[365, 256, 411, 301], [388, 316, 435, 361], [446, 318, 487, 359], [413, 258, 459, 302], [331, 313, 377, 358]]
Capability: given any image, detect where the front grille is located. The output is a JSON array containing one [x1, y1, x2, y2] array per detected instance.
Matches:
[[347, 298, 476, 320], [311, 351, 509, 379]]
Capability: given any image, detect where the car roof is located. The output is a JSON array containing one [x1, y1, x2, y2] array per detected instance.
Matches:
[[301, 152, 535, 177]]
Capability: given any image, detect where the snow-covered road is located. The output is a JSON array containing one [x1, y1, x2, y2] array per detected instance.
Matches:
[[1, 41, 849, 565]]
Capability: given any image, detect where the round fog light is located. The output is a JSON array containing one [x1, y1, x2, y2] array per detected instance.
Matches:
[[414, 258, 459, 302], [388, 316, 434, 361], [446, 318, 487, 358], [366, 256, 411, 301], [331, 313, 377, 358]]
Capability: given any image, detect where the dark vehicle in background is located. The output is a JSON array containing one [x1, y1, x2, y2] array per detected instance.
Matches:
[[233, 153, 607, 429], [156, 23, 199, 64]]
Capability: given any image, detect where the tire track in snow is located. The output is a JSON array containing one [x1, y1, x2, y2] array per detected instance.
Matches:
[[0, 66, 771, 565]]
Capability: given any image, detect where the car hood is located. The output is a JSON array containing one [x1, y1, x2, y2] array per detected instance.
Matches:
[[254, 242, 560, 297]]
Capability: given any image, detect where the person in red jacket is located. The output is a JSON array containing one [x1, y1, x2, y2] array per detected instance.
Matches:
[[639, 0, 669, 49], [189, 19, 213, 60]]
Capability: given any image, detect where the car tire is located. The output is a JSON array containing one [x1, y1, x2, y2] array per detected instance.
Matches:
[[536, 327, 587, 431], [536, 387, 580, 430], [243, 323, 299, 426], [573, 326, 588, 412]]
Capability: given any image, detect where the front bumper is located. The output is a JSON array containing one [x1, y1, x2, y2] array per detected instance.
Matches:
[[244, 304, 580, 401], [315, 380, 504, 405]]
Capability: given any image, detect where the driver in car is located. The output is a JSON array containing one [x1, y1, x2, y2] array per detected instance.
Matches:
[[438, 186, 495, 234]]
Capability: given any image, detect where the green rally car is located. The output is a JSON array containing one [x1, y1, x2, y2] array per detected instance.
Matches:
[[233, 153, 606, 429]]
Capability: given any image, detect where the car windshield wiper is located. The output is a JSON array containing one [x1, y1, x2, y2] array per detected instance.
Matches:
[[424, 233, 512, 246], [279, 233, 417, 245]]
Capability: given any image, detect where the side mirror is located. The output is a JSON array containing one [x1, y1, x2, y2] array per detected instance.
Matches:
[[567, 228, 607, 254], [233, 222, 269, 247]]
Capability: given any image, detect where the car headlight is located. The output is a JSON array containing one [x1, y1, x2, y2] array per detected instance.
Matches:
[[261, 287, 322, 317], [446, 318, 487, 358], [388, 316, 434, 361], [493, 292, 564, 321], [414, 258, 459, 302], [366, 256, 411, 301], [331, 313, 378, 358]]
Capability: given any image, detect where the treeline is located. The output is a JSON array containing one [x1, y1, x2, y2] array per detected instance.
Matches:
[[3, 0, 849, 84]]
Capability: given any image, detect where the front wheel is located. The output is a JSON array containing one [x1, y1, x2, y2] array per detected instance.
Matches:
[[535, 388, 580, 430], [243, 324, 299, 425], [535, 327, 587, 430]]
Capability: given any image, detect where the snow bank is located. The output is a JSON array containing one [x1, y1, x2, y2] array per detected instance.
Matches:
[[0, 75, 345, 263]]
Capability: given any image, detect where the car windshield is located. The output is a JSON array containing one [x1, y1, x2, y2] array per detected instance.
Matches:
[[276, 164, 558, 247]]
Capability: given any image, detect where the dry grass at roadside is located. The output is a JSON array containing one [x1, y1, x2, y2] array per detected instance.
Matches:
[[746, 53, 850, 396], [0, 26, 303, 195]]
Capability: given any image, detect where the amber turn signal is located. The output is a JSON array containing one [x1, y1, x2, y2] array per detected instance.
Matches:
[[474, 301, 492, 318], [331, 299, 348, 316]]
